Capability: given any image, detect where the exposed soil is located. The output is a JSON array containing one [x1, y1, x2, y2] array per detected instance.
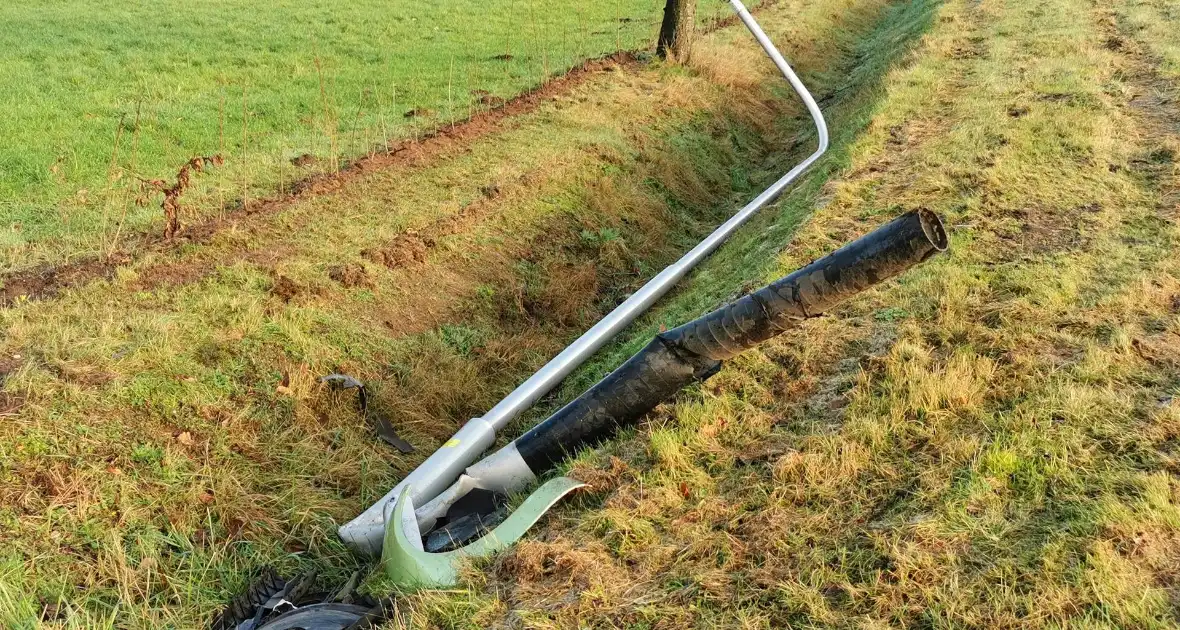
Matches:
[[0, 392, 24, 418], [0, 52, 640, 308], [363, 231, 434, 270], [269, 275, 303, 303], [327, 263, 371, 288], [44, 362, 116, 388], [0, 256, 125, 307], [290, 153, 317, 168], [356, 181, 515, 275], [0, 354, 22, 384], [999, 202, 1101, 256], [472, 89, 505, 108]]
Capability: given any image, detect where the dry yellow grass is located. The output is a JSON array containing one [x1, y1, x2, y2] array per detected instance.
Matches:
[[385, 0, 1180, 626], [4, 0, 1179, 626]]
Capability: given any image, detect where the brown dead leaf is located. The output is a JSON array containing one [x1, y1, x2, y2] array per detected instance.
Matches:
[[276, 370, 293, 396]]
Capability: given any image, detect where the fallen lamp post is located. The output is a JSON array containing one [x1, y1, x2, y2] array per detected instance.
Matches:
[[340, 0, 831, 560], [216, 0, 949, 626], [215, 208, 947, 626]]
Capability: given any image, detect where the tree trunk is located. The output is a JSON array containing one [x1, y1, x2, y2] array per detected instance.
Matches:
[[656, 0, 696, 62]]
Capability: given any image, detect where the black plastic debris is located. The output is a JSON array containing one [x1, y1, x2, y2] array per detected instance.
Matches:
[[320, 374, 414, 453], [211, 567, 288, 630], [423, 487, 510, 552]]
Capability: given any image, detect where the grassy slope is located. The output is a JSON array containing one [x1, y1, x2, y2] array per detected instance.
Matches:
[[0, 0, 681, 271], [393, 0, 1180, 627], [0, 0, 884, 626], [3, 0, 1178, 626]]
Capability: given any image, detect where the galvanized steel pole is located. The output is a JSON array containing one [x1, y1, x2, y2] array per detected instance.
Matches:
[[339, 0, 830, 555]]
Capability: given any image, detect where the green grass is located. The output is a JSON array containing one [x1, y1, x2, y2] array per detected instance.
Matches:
[[4, 0, 1180, 626], [0, 0, 710, 271]]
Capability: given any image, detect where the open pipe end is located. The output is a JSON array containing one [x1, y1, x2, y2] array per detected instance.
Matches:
[[917, 208, 949, 252]]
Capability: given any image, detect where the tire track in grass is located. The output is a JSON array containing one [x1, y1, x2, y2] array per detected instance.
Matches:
[[729, 0, 994, 427], [1101, 4, 1180, 220], [0, 53, 640, 308]]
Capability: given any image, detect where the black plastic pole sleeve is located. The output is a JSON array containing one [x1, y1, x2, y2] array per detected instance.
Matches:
[[514, 209, 947, 472]]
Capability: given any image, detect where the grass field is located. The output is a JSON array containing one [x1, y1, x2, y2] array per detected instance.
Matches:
[[0, 0, 754, 272], [2, 0, 1179, 627]]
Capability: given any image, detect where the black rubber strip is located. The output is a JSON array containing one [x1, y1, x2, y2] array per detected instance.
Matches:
[[515, 210, 947, 474]]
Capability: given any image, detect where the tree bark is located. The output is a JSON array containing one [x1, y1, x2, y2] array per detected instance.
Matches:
[[656, 0, 696, 62]]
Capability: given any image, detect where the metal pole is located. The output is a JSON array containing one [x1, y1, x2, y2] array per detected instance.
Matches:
[[480, 0, 828, 431], [339, 0, 830, 554]]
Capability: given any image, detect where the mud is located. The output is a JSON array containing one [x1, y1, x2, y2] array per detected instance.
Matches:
[[327, 263, 371, 288], [269, 275, 303, 303], [363, 231, 434, 270], [0, 256, 124, 307]]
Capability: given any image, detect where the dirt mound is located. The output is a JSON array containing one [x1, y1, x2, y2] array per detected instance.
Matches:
[[269, 275, 303, 302], [363, 231, 435, 269], [327, 263, 371, 288]]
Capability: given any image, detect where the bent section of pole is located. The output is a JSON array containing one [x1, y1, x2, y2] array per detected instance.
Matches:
[[479, 0, 829, 433]]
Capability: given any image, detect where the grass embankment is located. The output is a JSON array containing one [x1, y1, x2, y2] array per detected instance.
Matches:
[[388, 0, 1179, 626], [0, 0, 696, 272], [5, 0, 1178, 626], [0, 0, 900, 626]]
